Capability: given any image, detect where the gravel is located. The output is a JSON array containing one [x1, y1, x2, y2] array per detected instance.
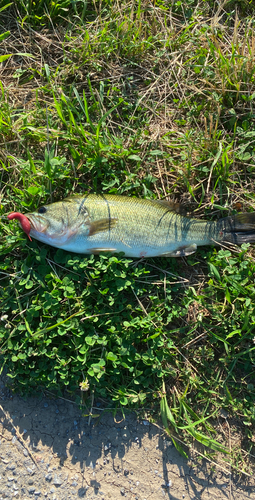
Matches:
[[0, 374, 255, 500]]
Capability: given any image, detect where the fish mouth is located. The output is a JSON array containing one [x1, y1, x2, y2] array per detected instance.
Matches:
[[26, 214, 72, 243], [26, 214, 49, 234]]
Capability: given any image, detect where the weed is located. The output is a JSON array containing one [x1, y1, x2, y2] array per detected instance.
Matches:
[[1, 0, 255, 470]]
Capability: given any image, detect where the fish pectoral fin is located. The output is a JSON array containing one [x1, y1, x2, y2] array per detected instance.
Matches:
[[88, 217, 118, 236], [162, 243, 197, 258], [88, 247, 117, 255]]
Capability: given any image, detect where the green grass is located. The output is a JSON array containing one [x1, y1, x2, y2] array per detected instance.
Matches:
[[1, 0, 255, 472]]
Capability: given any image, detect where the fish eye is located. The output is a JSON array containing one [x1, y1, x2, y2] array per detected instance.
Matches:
[[38, 206, 47, 214]]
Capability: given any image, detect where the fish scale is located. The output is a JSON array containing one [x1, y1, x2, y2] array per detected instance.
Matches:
[[84, 195, 211, 256]]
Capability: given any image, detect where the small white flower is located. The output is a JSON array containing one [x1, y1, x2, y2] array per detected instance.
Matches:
[[79, 379, 90, 391]]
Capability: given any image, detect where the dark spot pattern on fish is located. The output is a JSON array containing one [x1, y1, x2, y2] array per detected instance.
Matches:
[[62, 201, 70, 226], [78, 196, 88, 217], [155, 209, 174, 232], [166, 212, 177, 244], [100, 194, 112, 237]]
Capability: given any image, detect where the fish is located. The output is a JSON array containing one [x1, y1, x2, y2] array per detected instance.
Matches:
[[7, 194, 255, 258]]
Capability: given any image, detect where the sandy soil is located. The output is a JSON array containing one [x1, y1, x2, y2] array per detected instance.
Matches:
[[0, 375, 254, 500]]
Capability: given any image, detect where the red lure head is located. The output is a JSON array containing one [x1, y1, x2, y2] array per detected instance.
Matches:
[[7, 212, 32, 241]]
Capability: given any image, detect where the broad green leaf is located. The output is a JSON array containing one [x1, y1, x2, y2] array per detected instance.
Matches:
[[27, 186, 40, 196], [0, 54, 12, 63], [171, 437, 188, 459], [160, 382, 176, 428], [188, 428, 229, 454], [208, 262, 221, 281], [106, 352, 118, 362], [128, 154, 142, 161]]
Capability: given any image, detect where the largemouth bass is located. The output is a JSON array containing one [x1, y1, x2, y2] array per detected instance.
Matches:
[[8, 194, 255, 258]]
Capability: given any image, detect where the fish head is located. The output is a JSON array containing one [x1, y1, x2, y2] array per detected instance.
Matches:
[[26, 198, 88, 246]]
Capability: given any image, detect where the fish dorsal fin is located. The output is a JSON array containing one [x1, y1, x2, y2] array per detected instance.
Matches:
[[88, 218, 118, 236], [157, 200, 187, 215]]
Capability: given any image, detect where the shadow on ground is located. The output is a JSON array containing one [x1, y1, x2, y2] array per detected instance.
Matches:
[[0, 375, 254, 500]]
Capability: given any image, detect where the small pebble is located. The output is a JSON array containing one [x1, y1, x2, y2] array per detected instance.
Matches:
[[53, 474, 62, 486], [122, 426, 130, 441], [219, 408, 228, 419], [78, 487, 87, 496], [6, 464, 16, 470], [163, 480, 172, 488]]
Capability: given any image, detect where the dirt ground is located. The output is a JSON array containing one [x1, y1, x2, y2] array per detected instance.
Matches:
[[0, 375, 254, 500]]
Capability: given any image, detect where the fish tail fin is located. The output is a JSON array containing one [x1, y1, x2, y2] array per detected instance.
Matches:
[[217, 212, 255, 246]]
